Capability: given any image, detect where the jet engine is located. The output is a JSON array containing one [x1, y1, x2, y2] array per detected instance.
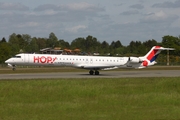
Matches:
[[128, 57, 143, 63]]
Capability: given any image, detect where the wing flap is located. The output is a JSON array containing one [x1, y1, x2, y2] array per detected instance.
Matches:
[[77, 64, 117, 70]]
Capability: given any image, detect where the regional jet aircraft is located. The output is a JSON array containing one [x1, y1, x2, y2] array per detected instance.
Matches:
[[5, 46, 174, 75]]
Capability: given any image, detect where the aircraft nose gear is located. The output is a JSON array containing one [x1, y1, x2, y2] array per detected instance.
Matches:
[[12, 65, 16, 71]]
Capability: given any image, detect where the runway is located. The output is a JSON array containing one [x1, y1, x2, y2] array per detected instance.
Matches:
[[0, 70, 180, 80]]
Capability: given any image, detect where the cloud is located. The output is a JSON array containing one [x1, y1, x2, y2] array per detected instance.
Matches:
[[17, 22, 39, 28], [114, 3, 124, 7], [130, 4, 144, 9], [152, 0, 180, 8], [0, 1, 180, 46], [34, 2, 104, 12], [120, 10, 139, 15], [67, 2, 96, 10], [65, 25, 87, 33], [141, 11, 179, 23], [32, 2, 105, 23], [30, 2, 106, 25], [0, 2, 29, 11], [66, 2, 102, 11], [34, 4, 60, 11]]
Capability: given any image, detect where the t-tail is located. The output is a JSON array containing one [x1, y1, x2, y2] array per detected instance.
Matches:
[[127, 46, 174, 69]]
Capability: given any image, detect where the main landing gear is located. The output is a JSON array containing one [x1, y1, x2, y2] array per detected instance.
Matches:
[[89, 70, 99, 75]]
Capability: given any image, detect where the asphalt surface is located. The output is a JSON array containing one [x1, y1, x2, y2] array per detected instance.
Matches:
[[0, 70, 180, 80]]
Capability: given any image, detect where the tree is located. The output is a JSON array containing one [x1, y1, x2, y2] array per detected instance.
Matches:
[[109, 40, 123, 55], [1, 37, 7, 43], [71, 37, 86, 51], [22, 34, 31, 52], [28, 38, 39, 53], [143, 39, 158, 48], [47, 32, 58, 48], [127, 41, 144, 55], [36, 37, 47, 50], [58, 39, 70, 49], [8, 33, 20, 55], [161, 35, 177, 47], [16, 34, 26, 52], [85, 35, 100, 53], [8, 33, 31, 53], [101, 41, 109, 54], [114, 40, 123, 48], [0, 42, 11, 64], [162, 35, 180, 56], [71, 36, 101, 54]]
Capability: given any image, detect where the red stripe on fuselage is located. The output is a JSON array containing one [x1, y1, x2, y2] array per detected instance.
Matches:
[[147, 46, 160, 60]]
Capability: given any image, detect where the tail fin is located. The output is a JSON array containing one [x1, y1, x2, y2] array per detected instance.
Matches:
[[143, 46, 174, 63], [126, 46, 174, 69]]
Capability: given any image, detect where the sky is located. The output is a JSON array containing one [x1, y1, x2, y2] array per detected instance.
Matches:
[[0, 0, 180, 45]]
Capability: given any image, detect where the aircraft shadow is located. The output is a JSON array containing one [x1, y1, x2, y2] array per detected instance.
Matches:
[[78, 73, 114, 76]]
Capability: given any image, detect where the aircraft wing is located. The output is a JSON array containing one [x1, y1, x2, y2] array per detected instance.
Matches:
[[77, 64, 119, 70]]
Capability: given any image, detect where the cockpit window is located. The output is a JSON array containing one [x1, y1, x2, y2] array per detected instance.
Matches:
[[12, 56, 21, 58]]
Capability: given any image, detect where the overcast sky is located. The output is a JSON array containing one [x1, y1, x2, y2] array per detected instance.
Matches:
[[0, 0, 180, 45]]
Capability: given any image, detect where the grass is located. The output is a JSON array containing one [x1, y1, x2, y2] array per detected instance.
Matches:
[[0, 77, 180, 120]]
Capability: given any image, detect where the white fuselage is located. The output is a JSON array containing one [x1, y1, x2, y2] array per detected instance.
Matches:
[[6, 53, 132, 69], [5, 46, 174, 75]]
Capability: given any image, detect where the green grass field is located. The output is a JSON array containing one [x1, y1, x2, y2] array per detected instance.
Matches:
[[1, 77, 180, 120]]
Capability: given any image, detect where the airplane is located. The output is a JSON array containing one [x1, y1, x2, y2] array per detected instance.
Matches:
[[5, 46, 174, 75]]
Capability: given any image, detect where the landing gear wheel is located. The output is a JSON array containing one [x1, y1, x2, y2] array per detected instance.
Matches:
[[89, 70, 94, 75], [95, 71, 99, 75], [12, 65, 16, 71]]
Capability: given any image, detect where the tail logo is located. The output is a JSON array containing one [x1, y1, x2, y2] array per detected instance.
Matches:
[[147, 46, 160, 62], [142, 60, 148, 66]]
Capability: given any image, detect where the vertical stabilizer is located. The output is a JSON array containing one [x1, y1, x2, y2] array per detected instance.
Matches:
[[144, 46, 174, 62]]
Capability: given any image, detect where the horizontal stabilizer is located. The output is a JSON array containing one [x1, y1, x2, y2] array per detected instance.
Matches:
[[154, 47, 175, 50]]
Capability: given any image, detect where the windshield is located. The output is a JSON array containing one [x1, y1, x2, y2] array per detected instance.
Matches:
[[12, 56, 21, 58]]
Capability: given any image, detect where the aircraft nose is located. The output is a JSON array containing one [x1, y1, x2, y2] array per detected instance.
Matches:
[[5, 60, 8, 63], [5, 59, 10, 63]]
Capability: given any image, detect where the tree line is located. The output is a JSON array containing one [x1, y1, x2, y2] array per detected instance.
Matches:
[[0, 32, 180, 65]]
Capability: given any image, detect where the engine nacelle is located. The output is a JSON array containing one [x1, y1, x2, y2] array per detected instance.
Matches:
[[129, 57, 143, 63]]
